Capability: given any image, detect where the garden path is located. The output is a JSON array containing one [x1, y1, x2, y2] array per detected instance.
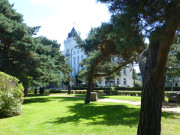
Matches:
[[49, 94, 180, 114], [98, 99, 180, 114]]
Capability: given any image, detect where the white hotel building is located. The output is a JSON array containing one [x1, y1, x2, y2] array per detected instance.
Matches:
[[62, 27, 134, 87]]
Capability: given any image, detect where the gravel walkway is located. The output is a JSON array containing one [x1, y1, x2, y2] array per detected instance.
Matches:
[[98, 99, 180, 114]]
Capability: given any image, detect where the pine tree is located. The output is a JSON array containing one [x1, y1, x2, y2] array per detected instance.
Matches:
[[99, 0, 180, 134], [0, 0, 71, 96], [77, 17, 145, 103]]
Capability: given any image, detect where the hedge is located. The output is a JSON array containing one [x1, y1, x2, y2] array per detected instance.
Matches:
[[0, 72, 24, 118], [115, 87, 142, 91], [165, 87, 180, 91], [48, 89, 178, 97], [72, 87, 113, 90], [72, 86, 180, 91]]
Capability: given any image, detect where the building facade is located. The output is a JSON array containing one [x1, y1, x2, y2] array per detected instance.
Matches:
[[62, 28, 134, 87], [165, 77, 180, 87]]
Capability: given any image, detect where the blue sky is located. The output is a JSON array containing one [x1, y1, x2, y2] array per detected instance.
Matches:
[[8, 0, 111, 49]]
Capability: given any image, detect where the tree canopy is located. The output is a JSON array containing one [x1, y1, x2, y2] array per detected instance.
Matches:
[[98, 0, 180, 134], [0, 0, 71, 95], [77, 8, 146, 103], [166, 43, 180, 87]]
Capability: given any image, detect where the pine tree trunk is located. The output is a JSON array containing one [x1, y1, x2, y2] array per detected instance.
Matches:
[[138, 34, 164, 135], [68, 84, 71, 94], [138, 78, 163, 135], [85, 69, 94, 103], [40, 87, 44, 95], [161, 74, 166, 101], [34, 88, 37, 95], [24, 88, 28, 97], [85, 78, 94, 103], [137, 22, 176, 134]]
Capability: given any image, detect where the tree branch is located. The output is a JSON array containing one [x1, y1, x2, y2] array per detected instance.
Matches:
[[155, 15, 180, 77], [94, 57, 135, 78]]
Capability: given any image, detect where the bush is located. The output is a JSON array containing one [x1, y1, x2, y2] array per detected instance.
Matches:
[[74, 90, 87, 94], [165, 87, 180, 91], [94, 87, 112, 90], [72, 87, 87, 90], [0, 72, 24, 118], [49, 90, 68, 93], [115, 87, 142, 91]]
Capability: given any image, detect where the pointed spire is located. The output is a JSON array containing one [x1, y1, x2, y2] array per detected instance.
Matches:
[[68, 27, 77, 38]]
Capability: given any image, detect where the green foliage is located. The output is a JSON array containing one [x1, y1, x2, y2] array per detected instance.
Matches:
[[134, 80, 142, 87], [166, 44, 180, 79], [0, 0, 71, 91], [132, 68, 138, 80], [31, 37, 71, 88], [0, 72, 24, 118], [76, 6, 146, 98], [115, 87, 142, 91]]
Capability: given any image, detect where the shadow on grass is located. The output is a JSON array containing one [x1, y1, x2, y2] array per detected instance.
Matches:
[[46, 103, 177, 127], [23, 97, 52, 104], [46, 103, 140, 127], [23, 96, 84, 105], [23, 95, 177, 127]]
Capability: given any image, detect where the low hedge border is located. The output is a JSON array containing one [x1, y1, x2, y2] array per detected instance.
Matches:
[[72, 87, 180, 91], [47, 89, 179, 97]]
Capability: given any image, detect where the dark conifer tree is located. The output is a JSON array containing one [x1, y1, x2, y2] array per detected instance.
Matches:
[[98, 0, 180, 134]]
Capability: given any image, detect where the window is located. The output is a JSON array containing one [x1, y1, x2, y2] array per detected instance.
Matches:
[[73, 67, 76, 75], [77, 66, 79, 73], [74, 57, 76, 65], [66, 49, 70, 56], [81, 55, 84, 60], [124, 78, 127, 85], [117, 78, 120, 85], [77, 56, 79, 64], [123, 68, 126, 75]]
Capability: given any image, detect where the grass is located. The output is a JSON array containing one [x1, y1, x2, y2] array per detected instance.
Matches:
[[49, 93, 141, 101], [0, 95, 179, 135], [99, 95, 141, 101]]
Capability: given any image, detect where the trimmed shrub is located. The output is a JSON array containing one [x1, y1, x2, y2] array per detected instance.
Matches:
[[49, 90, 68, 93], [115, 87, 142, 91], [94, 87, 112, 90], [72, 87, 87, 90], [0, 72, 24, 118], [165, 87, 180, 91], [74, 90, 87, 94], [94, 90, 104, 95]]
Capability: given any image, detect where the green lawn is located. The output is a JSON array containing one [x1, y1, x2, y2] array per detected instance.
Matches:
[[0, 95, 179, 135], [99, 95, 141, 101], [73, 94, 168, 102]]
